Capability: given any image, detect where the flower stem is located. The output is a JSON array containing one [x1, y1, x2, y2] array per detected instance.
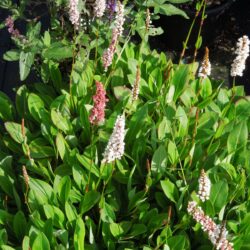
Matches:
[[179, 0, 205, 64]]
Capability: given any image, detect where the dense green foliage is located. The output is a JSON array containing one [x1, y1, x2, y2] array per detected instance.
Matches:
[[0, 0, 250, 249]]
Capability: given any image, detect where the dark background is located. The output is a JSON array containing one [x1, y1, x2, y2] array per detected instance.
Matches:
[[150, 0, 250, 93]]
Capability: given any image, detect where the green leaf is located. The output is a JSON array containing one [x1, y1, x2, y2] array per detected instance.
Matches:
[[22, 236, 30, 250], [151, 145, 167, 176], [49, 62, 62, 91], [235, 98, 250, 118], [13, 211, 26, 240], [0, 209, 13, 226], [161, 179, 179, 203], [113, 86, 131, 100], [74, 217, 85, 250], [4, 122, 30, 144], [72, 164, 87, 190], [43, 219, 53, 243], [200, 77, 212, 99], [1, 246, 15, 250], [79, 105, 91, 142], [42, 42, 73, 60], [51, 109, 72, 134], [27, 22, 41, 40], [19, 51, 34, 81], [58, 176, 71, 204], [154, 4, 189, 19], [110, 223, 124, 238], [195, 36, 203, 50], [43, 31, 51, 47], [15, 85, 29, 118], [168, 140, 179, 165], [172, 64, 190, 101], [176, 106, 188, 137], [148, 27, 164, 36], [100, 201, 116, 223], [29, 178, 54, 207], [32, 232, 50, 250], [158, 116, 171, 140], [56, 133, 69, 161], [80, 191, 101, 214], [65, 202, 77, 222], [76, 153, 100, 177], [128, 190, 146, 212], [0, 156, 15, 197], [167, 235, 187, 250], [43, 204, 65, 228], [210, 180, 228, 213], [29, 139, 55, 158], [129, 224, 147, 237], [126, 104, 148, 144], [3, 50, 20, 61], [227, 121, 248, 154], [0, 91, 15, 121], [28, 93, 45, 122]]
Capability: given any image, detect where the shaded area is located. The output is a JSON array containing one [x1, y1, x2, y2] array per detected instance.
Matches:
[[0, 1, 50, 100], [150, 0, 250, 93]]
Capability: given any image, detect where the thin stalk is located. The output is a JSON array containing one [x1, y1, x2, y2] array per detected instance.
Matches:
[[69, 29, 77, 97], [232, 76, 236, 96], [193, 0, 207, 62], [179, 0, 205, 64], [24, 187, 31, 213]]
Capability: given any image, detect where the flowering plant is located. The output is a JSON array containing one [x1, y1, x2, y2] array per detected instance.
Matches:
[[0, 0, 250, 249]]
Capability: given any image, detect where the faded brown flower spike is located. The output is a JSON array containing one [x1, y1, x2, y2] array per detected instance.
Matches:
[[22, 165, 29, 188], [132, 64, 141, 101], [198, 47, 211, 78]]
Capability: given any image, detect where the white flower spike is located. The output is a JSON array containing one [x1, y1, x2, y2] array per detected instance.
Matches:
[[231, 35, 250, 77], [102, 114, 125, 163], [198, 169, 211, 202]]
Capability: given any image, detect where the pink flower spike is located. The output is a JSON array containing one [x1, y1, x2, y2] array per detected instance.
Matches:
[[89, 81, 108, 125], [187, 201, 234, 250], [5, 16, 21, 38], [102, 30, 118, 71]]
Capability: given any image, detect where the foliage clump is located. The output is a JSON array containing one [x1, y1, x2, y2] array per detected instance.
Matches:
[[0, 0, 250, 249]]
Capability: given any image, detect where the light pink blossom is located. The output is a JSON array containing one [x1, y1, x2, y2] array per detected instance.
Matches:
[[69, 0, 80, 29], [187, 201, 234, 250], [94, 0, 106, 17], [114, 1, 125, 36], [102, 30, 118, 71], [102, 114, 125, 163], [5, 16, 21, 38], [102, 1, 125, 71]]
